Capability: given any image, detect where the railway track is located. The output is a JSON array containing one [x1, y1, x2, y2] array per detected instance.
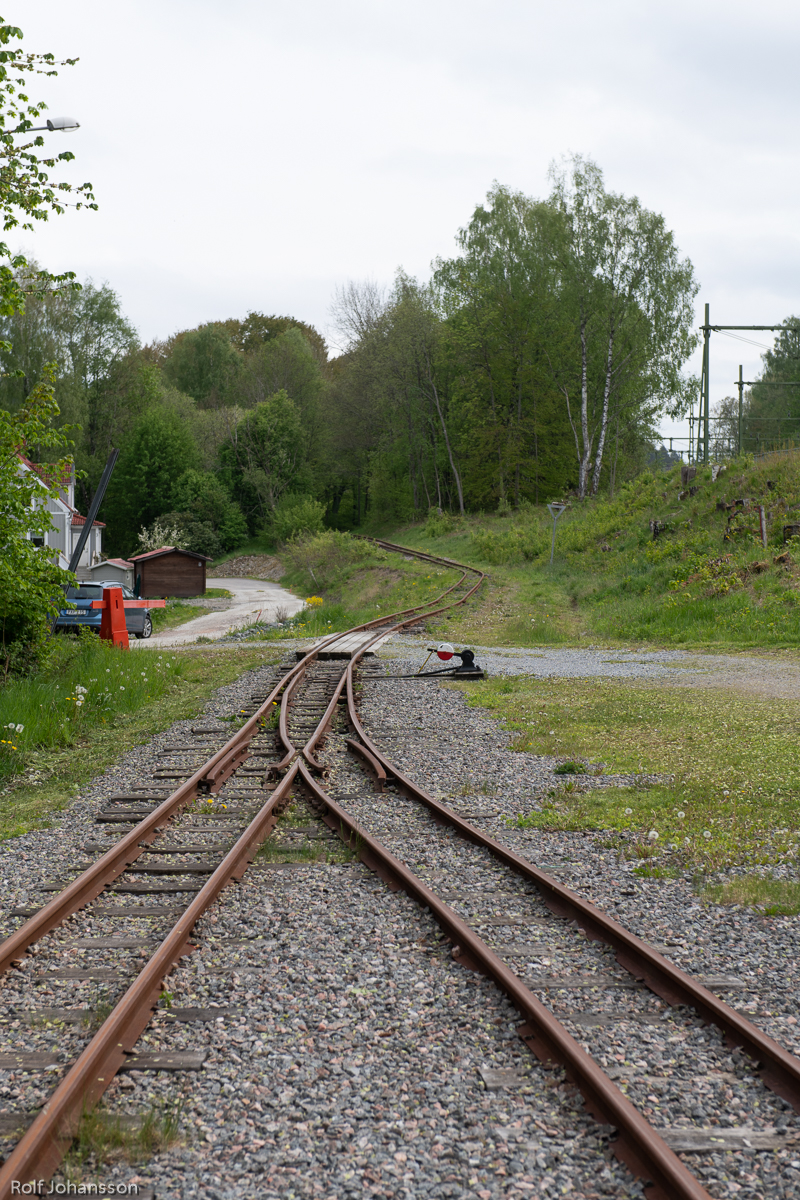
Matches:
[[0, 540, 798, 1196]]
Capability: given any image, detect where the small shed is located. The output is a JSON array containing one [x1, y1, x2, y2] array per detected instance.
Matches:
[[88, 558, 135, 589], [128, 546, 211, 598]]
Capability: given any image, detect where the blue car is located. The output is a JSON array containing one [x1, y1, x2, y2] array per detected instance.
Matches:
[[56, 581, 153, 639]]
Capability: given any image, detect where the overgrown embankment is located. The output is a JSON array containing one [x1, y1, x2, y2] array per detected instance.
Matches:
[[248, 532, 463, 642], [383, 453, 800, 649]]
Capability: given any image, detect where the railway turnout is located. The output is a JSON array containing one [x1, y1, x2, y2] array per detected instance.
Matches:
[[0, 540, 797, 1196]]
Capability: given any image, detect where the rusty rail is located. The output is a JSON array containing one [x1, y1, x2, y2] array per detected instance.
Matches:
[[0, 540, 485, 1193], [343, 652, 800, 1111], [300, 761, 711, 1200]]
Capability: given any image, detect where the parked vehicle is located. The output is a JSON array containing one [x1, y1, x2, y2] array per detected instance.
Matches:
[[55, 582, 153, 639]]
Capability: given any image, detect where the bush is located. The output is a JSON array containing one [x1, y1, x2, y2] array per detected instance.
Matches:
[[271, 494, 326, 542], [471, 524, 548, 564], [281, 530, 387, 590], [424, 508, 461, 538], [136, 519, 190, 554]]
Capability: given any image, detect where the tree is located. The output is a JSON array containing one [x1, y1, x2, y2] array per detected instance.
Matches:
[[0, 20, 96, 315], [169, 468, 248, 552], [435, 187, 571, 506], [220, 390, 307, 528], [0, 366, 74, 670], [545, 156, 698, 495], [103, 409, 200, 554], [161, 323, 241, 406], [741, 319, 800, 453]]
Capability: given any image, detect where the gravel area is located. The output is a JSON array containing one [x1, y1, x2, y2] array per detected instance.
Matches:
[[377, 634, 800, 700], [207, 556, 284, 581], [3, 636, 800, 1198]]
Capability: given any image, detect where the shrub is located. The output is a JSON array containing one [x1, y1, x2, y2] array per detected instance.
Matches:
[[136, 519, 190, 554], [424, 509, 460, 537], [271, 494, 326, 543], [281, 530, 387, 590], [471, 525, 548, 564]]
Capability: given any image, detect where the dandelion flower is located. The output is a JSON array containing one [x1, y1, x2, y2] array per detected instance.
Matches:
[[624, 807, 632, 816], [702, 830, 712, 840], [119, 686, 125, 691], [647, 830, 659, 841], [677, 811, 685, 819]]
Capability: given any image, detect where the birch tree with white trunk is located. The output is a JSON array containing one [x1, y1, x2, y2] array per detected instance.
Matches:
[[546, 157, 699, 497]]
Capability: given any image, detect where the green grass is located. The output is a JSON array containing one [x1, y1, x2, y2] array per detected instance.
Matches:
[[63, 1103, 181, 1179], [369, 453, 800, 651], [452, 673, 800, 873], [0, 638, 282, 840], [243, 530, 463, 641], [703, 876, 800, 915]]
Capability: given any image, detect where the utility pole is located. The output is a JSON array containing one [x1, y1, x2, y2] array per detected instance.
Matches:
[[737, 366, 744, 457], [702, 302, 710, 463]]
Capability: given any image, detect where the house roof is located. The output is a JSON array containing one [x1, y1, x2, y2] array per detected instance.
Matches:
[[18, 454, 73, 491], [128, 546, 211, 563], [90, 557, 133, 570], [71, 513, 105, 528]]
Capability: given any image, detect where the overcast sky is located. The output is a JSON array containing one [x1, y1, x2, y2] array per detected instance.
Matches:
[[18, 0, 800, 450]]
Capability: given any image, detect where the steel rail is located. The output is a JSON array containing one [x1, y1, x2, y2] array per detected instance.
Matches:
[[0, 763, 300, 1190], [0, 539, 486, 1191], [0, 628, 342, 980], [0, 548, 482, 980], [298, 761, 711, 1200], [344, 658, 800, 1112]]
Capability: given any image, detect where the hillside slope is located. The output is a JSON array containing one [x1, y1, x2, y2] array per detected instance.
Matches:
[[379, 452, 800, 650]]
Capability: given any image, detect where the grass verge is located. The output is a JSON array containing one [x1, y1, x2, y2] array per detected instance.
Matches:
[[0, 640, 282, 841], [452, 674, 800, 875], [703, 876, 800, 915]]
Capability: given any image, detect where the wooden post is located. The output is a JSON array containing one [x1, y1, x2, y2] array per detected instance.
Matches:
[[758, 505, 767, 549]]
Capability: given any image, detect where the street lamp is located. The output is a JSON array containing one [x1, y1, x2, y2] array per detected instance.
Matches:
[[13, 117, 80, 133]]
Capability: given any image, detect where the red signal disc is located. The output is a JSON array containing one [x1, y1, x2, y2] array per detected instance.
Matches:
[[437, 642, 454, 661]]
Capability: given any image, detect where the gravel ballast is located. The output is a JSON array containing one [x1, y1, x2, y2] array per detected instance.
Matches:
[[2, 639, 800, 1198]]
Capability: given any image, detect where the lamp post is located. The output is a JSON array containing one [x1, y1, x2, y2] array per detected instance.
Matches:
[[13, 117, 80, 133]]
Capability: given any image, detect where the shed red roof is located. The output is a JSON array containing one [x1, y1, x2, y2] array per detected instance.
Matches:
[[128, 546, 211, 562]]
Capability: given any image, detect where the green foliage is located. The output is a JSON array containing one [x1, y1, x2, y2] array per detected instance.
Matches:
[[471, 522, 548, 564], [424, 508, 461, 537], [161, 322, 240, 405], [271, 492, 325, 542], [0, 22, 96, 317], [0, 366, 74, 671], [169, 469, 248, 552], [104, 408, 200, 553], [220, 390, 307, 528], [280, 530, 389, 591], [0, 633, 185, 786]]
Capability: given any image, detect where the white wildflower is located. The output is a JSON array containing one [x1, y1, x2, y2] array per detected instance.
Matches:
[[647, 830, 659, 842], [677, 811, 685, 819], [624, 808, 632, 816], [702, 830, 712, 839]]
